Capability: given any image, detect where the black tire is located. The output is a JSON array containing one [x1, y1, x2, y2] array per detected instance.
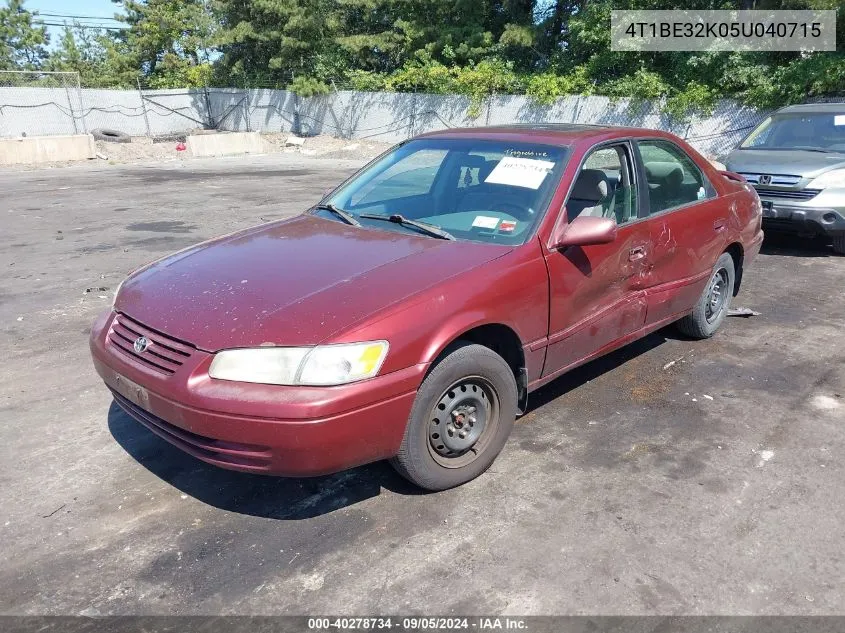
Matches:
[[833, 234, 845, 256], [390, 342, 518, 491], [91, 128, 131, 144], [676, 252, 735, 339]]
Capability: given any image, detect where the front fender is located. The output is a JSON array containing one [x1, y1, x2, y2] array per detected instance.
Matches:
[[330, 246, 549, 382]]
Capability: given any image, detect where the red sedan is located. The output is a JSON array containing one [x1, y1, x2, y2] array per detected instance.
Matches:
[[90, 124, 763, 490]]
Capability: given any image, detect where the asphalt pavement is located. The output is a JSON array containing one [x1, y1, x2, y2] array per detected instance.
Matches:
[[1, 154, 843, 615]]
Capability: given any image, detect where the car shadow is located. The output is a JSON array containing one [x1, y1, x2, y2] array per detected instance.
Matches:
[[109, 329, 674, 519], [761, 231, 834, 257], [107, 402, 424, 521], [525, 332, 668, 412]]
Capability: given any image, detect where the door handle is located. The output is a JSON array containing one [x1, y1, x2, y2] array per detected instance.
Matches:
[[714, 219, 727, 232], [629, 246, 646, 261]]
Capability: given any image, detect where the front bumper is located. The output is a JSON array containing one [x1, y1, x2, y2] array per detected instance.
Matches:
[[759, 197, 845, 237], [90, 310, 423, 476]]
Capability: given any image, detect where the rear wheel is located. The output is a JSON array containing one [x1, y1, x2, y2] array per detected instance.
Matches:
[[390, 342, 517, 491], [676, 252, 735, 339]]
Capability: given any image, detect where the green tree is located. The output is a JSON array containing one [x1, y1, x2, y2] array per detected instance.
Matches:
[[114, 0, 215, 87], [212, 0, 545, 86], [46, 23, 140, 88], [0, 0, 49, 70], [46, 24, 103, 82], [212, 0, 335, 85]]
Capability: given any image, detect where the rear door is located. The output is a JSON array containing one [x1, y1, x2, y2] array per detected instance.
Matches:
[[542, 141, 652, 377], [635, 139, 727, 325]]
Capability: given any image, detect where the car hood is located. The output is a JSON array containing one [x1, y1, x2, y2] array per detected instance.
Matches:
[[725, 148, 845, 178], [115, 215, 512, 351]]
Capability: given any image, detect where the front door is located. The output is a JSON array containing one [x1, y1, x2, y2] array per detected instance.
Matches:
[[543, 141, 652, 378]]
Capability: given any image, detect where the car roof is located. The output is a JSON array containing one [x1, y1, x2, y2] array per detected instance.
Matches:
[[415, 123, 677, 147], [776, 102, 845, 115]]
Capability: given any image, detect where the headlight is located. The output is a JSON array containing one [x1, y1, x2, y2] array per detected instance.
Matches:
[[808, 169, 845, 189], [208, 347, 310, 385], [208, 341, 389, 386]]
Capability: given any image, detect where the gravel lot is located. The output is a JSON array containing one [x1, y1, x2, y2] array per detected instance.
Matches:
[[1, 155, 844, 616]]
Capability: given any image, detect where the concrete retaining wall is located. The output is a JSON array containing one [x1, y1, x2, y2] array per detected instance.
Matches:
[[0, 134, 96, 166], [186, 131, 265, 157]]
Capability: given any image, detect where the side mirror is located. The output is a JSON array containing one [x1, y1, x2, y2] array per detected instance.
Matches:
[[550, 215, 618, 249], [719, 170, 746, 183]]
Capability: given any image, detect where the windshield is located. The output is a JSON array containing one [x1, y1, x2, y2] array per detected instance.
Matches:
[[319, 138, 569, 245], [740, 112, 845, 152]]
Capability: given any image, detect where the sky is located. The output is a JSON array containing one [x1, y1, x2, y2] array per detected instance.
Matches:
[[25, 0, 127, 46]]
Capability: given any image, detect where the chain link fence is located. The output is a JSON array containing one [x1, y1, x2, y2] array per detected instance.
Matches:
[[0, 70, 87, 137], [0, 69, 776, 156]]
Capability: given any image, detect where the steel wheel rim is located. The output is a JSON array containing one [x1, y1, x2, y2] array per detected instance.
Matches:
[[427, 376, 500, 469], [705, 267, 729, 323]]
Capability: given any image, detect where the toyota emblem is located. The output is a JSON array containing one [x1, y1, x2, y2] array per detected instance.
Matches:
[[758, 174, 772, 185], [133, 336, 149, 353]]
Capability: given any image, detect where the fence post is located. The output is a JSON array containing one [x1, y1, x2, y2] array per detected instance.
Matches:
[[244, 85, 252, 133], [137, 78, 151, 138], [63, 74, 79, 134], [76, 73, 88, 135], [203, 85, 215, 129], [485, 93, 493, 126], [409, 89, 416, 139]]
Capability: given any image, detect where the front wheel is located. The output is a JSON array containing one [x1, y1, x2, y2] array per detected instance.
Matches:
[[390, 342, 518, 491], [676, 252, 735, 339]]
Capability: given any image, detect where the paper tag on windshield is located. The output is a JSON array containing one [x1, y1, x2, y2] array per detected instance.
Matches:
[[472, 215, 500, 229], [835, 115, 845, 126], [485, 157, 555, 189]]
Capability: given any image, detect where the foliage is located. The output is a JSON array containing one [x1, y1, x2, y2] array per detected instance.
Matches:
[[383, 54, 521, 116], [452, 59, 521, 117], [737, 53, 845, 108], [347, 69, 389, 92], [1, 0, 844, 119], [0, 0, 48, 70], [114, 0, 216, 87], [286, 75, 330, 97], [387, 53, 456, 94], [525, 66, 594, 105], [665, 82, 718, 120], [45, 24, 137, 87]]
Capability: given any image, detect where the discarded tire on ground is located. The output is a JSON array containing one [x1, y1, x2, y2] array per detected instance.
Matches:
[[91, 128, 131, 144]]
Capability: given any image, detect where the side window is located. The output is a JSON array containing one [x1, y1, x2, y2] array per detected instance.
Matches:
[[454, 153, 499, 191], [638, 140, 711, 214], [457, 164, 481, 189], [567, 144, 638, 224], [351, 149, 447, 207]]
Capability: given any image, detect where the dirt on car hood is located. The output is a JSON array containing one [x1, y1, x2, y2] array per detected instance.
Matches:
[[115, 214, 511, 351]]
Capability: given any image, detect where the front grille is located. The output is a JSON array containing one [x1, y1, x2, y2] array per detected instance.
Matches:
[[754, 186, 821, 201], [738, 173, 802, 186], [111, 391, 273, 470], [108, 313, 194, 375]]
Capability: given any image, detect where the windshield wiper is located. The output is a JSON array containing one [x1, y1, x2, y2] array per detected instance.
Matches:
[[789, 146, 836, 153], [756, 146, 837, 153], [314, 203, 360, 226], [359, 213, 456, 241]]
